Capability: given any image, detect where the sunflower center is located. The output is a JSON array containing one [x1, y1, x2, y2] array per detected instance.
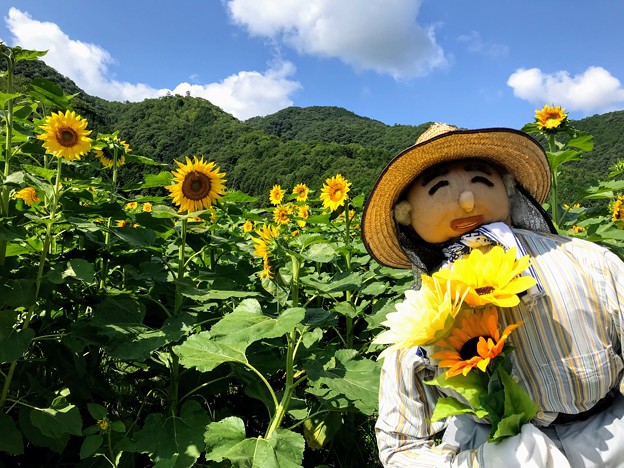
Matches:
[[475, 286, 495, 295], [331, 188, 343, 200], [56, 126, 79, 147], [459, 336, 491, 360], [182, 171, 212, 200]]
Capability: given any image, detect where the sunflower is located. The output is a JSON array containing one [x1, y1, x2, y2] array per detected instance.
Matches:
[[320, 174, 351, 212], [297, 204, 310, 227], [269, 185, 285, 206], [431, 306, 523, 378], [259, 257, 273, 279], [273, 205, 292, 225], [293, 183, 309, 202], [116, 220, 132, 228], [434, 246, 536, 308], [38, 110, 92, 161], [124, 201, 138, 210], [142, 202, 152, 213], [535, 105, 567, 131], [374, 275, 469, 357], [166, 156, 226, 213], [94, 136, 130, 168], [14, 187, 40, 205], [243, 220, 254, 233], [612, 196, 624, 222], [252, 224, 280, 259]]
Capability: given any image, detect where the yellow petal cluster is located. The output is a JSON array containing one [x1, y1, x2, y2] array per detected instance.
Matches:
[[166, 156, 226, 213], [535, 104, 567, 130], [320, 174, 351, 212], [38, 110, 92, 161]]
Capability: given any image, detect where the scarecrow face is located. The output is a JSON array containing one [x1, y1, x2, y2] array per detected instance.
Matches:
[[405, 159, 510, 243]]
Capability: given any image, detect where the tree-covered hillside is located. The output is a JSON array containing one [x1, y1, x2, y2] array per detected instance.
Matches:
[[10, 59, 624, 204]]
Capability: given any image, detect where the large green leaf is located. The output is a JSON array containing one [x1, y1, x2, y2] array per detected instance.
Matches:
[[134, 400, 211, 468], [0, 328, 35, 363], [305, 349, 380, 415], [301, 242, 338, 263], [0, 412, 24, 455], [174, 333, 249, 372], [64, 258, 96, 283], [204, 417, 304, 467], [0, 279, 36, 308], [30, 399, 82, 439], [209, 301, 304, 345]]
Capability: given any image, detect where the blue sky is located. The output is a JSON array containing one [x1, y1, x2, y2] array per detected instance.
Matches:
[[1, 0, 624, 130]]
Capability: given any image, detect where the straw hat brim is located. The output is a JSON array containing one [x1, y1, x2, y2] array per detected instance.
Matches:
[[361, 128, 550, 269]]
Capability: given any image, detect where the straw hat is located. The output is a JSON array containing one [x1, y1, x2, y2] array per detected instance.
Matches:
[[361, 123, 551, 269]]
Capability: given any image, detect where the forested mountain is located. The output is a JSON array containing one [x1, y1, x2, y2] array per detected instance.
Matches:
[[11, 59, 624, 203]]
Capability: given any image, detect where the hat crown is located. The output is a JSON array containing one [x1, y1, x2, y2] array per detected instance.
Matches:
[[416, 123, 458, 145]]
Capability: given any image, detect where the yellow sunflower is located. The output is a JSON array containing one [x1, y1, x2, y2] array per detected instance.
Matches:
[[260, 257, 274, 279], [320, 174, 351, 212], [293, 183, 309, 202], [269, 185, 285, 206], [252, 224, 280, 259], [297, 204, 310, 227], [38, 110, 92, 161], [116, 220, 132, 227], [434, 246, 536, 308], [431, 306, 523, 378], [142, 202, 152, 213], [612, 196, 624, 222], [166, 156, 226, 213], [243, 220, 254, 233], [273, 205, 292, 225], [125, 201, 138, 210], [374, 275, 469, 357], [14, 187, 40, 205], [535, 105, 567, 130], [94, 136, 130, 168]]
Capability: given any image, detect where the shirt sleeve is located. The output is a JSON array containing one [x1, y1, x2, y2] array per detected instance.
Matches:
[[602, 248, 624, 394], [375, 347, 480, 467]]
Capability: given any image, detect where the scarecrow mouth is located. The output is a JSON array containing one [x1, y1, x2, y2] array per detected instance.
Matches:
[[450, 215, 483, 232]]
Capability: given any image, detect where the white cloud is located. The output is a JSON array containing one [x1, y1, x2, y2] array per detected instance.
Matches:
[[3, 7, 301, 120], [507, 66, 624, 114], [457, 31, 508, 57], [226, 0, 448, 79]]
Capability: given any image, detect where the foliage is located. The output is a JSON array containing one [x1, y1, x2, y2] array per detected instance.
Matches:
[[0, 44, 415, 467]]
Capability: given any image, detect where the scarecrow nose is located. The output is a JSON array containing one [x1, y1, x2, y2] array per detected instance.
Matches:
[[459, 190, 474, 212]]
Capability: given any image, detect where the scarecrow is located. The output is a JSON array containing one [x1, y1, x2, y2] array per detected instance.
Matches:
[[362, 123, 624, 467]]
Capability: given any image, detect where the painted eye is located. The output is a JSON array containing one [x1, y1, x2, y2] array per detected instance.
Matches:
[[471, 176, 494, 187], [428, 180, 449, 195]]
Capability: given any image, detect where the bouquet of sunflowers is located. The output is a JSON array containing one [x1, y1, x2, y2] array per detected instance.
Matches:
[[374, 246, 539, 442]]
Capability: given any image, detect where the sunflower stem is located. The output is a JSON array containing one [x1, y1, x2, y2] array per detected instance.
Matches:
[[0, 158, 62, 409], [0, 46, 15, 266], [175, 218, 188, 314], [547, 134, 559, 227]]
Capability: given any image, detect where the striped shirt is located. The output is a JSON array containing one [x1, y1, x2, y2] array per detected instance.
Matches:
[[376, 229, 624, 467]]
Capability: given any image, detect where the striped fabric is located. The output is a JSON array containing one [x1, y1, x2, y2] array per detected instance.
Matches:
[[375, 229, 624, 467]]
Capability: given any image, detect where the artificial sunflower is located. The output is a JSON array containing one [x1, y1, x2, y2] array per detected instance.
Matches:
[[535, 105, 567, 131], [293, 183, 309, 202], [273, 205, 292, 225], [320, 174, 351, 212], [38, 110, 92, 161], [14, 187, 40, 205], [269, 185, 285, 206], [431, 306, 523, 378], [434, 246, 536, 307], [374, 275, 468, 357], [166, 156, 226, 213]]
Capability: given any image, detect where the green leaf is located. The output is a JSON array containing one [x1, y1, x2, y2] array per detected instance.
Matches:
[[122, 171, 172, 190], [174, 333, 249, 372], [80, 434, 103, 459], [13, 47, 47, 62], [134, 400, 211, 468], [64, 258, 96, 283], [87, 403, 107, 420], [209, 303, 305, 346], [125, 153, 167, 166], [303, 412, 342, 449], [0, 412, 24, 455], [222, 190, 258, 203], [204, 418, 305, 468], [111, 226, 158, 248], [425, 370, 489, 411], [566, 133, 594, 152], [301, 271, 362, 295], [429, 396, 487, 423], [301, 243, 337, 263], [0, 279, 36, 308], [28, 79, 72, 109], [30, 400, 83, 438], [305, 349, 380, 415], [0, 328, 35, 363]]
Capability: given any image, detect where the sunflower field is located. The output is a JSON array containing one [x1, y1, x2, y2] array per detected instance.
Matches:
[[0, 45, 417, 467], [4, 45, 624, 468]]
